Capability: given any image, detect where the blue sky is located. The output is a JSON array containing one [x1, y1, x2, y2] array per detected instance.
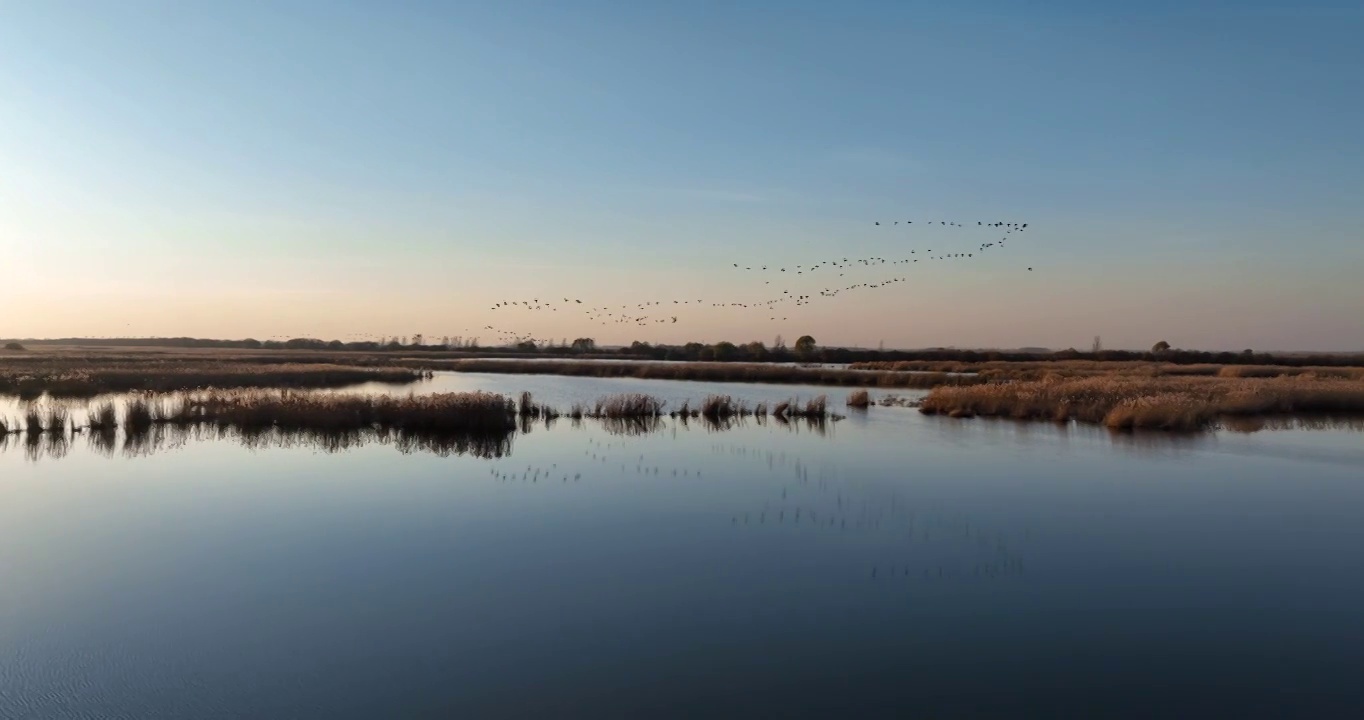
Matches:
[[3, 1, 1361, 350]]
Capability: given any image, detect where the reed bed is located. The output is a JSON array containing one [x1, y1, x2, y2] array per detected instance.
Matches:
[[0, 390, 853, 457], [701, 395, 741, 419], [125, 397, 154, 433], [919, 376, 1364, 431], [592, 393, 666, 418], [854, 359, 1364, 382], [674, 400, 697, 419], [0, 405, 81, 435], [175, 391, 519, 434], [517, 392, 559, 420], [445, 359, 982, 390], [4, 388, 857, 447], [0, 362, 429, 398], [847, 389, 871, 408], [86, 402, 118, 431], [788, 395, 828, 418], [23, 407, 43, 435]]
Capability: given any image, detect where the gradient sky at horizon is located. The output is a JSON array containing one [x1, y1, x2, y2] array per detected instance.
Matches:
[[3, 1, 1361, 351]]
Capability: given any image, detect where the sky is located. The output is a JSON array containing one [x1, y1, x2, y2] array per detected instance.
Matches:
[[2, 1, 1361, 351]]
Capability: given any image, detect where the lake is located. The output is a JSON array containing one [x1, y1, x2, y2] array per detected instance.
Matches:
[[3, 374, 1364, 718]]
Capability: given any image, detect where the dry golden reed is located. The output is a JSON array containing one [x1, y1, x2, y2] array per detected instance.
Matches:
[[919, 375, 1364, 431]]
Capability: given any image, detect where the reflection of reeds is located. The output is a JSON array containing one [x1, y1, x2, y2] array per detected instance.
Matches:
[[24, 431, 43, 461], [232, 426, 514, 459], [45, 429, 70, 459], [1223, 414, 1364, 433], [105, 390, 850, 436], [598, 416, 666, 437], [1, 406, 851, 459], [86, 425, 118, 455], [1, 387, 869, 461]]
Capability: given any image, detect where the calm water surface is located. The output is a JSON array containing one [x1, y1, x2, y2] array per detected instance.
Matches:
[[2, 375, 1363, 718]]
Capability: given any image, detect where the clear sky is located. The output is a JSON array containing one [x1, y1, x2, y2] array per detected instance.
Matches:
[[3, 1, 1361, 351]]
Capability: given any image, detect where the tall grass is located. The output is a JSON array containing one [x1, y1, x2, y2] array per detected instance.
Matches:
[[770, 396, 831, 419], [592, 393, 666, 418], [0, 388, 863, 456], [23, 407, 43, 435], [125, 397, 154, 433], [86, 402, 118, 431], [701, 395, 746, 419], [178, 391, 519, 434], [515, 391, 558, 420], [920, 376, 1364, 431], [790, 396, 828, 418], [846, 389, 871, 408]]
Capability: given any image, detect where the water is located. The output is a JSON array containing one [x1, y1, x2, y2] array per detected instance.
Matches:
[[3, 376, 1363, 718], [0, 371, 915, 425]]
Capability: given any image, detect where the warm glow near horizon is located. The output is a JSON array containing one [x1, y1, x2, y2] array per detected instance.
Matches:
[[3, 3, 1361, 352]]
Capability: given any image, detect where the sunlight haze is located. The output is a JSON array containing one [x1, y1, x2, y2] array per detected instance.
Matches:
[[3, 1, 1361, 350]]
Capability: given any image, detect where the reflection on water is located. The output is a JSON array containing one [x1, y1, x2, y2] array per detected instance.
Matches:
[[3, 378, 1364, 717], [711, 440, 1029, 583], [1222, 414, 1364, 433], [3, 424, 519, 462], [0, 413, 846, 463]]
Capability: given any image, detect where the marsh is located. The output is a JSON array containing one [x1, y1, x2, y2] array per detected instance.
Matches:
[[3, 373, 1363, 717]]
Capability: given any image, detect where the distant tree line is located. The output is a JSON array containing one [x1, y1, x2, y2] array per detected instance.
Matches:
[[616, 340, 1364, 367], [5, 336, 1362, 368]]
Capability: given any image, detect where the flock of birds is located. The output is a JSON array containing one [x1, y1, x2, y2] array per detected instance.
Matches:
[[105, 217, 1035, 349], [476, 219, 1034, 344]]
